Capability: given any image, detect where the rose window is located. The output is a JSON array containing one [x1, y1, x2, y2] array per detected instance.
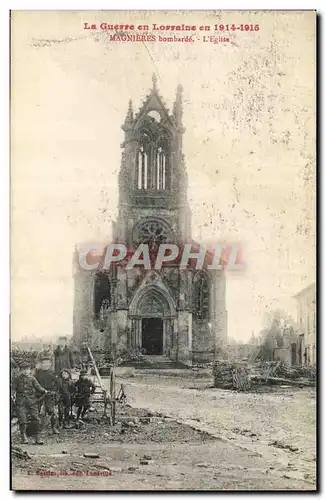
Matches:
[[136, 220, 168, 247]]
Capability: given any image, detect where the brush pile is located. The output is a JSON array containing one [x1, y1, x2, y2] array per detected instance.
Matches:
[[213, 360, 316, 391], [258, 361, 316, 382], [12, 350, 38, 367]]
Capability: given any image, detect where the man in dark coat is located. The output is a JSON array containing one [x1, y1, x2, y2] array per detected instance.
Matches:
[[35, 355, 59, 434], [12, 361, 47, 444], [54, 336, 75, 375]]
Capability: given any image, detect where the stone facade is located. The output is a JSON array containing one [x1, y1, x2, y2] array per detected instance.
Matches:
[[73, 76, 227, 363], [294, 283, 316, 365]]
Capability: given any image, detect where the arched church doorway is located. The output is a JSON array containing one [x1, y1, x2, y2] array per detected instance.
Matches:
[[128, 278, 177, 357], [141, 317, 163, 355]]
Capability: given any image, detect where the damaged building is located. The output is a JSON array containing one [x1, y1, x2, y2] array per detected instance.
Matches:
[[73, 76, 227, 364]]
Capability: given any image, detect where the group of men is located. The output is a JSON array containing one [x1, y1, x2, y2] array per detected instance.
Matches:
[[11, 336, 96, 445]]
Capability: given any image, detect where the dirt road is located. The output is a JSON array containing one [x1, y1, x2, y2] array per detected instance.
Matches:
[[12, 440, 313, 491], [120, 373, 316, 486], [11, 373, 316, 491]]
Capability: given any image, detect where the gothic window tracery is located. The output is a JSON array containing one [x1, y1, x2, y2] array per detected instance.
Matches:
[[147, 110, 161, 123], [137, 145, 148, 190], [156, 146, 166, 190], [155, 135, 170, 191], [136, 130, 151, 190], [135, 124, 171, 192], [134, 219, 169, 247]]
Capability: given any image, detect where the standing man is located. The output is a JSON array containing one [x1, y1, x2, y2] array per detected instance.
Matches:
[[54, 336, 75, 376], [36, 344, 54, 369], [35, 355, 59, 434]]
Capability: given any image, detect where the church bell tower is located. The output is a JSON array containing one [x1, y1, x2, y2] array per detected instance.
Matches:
[[115, 74, 192, 248], [73, 75, 227, 364]]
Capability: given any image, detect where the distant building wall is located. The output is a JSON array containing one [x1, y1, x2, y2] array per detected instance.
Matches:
[[294, 283, 316, 365], [226, 343, 259, 362], [273, 347, 292, 365]]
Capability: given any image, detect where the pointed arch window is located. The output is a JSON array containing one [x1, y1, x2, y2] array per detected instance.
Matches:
[[135, 127, 171, 191], [137, 130, 152, 190], [137, 145, 148, 190], [193, 272, 209, 320], [94, 273, 111, 320], [156, 146, 166, 190], [155, 138, 170, 191]]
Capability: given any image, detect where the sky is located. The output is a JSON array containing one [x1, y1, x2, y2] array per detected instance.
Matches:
[[11, 10, 316, 342]]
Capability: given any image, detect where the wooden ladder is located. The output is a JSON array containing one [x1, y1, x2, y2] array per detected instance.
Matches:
[[85, 345, 117, 425]]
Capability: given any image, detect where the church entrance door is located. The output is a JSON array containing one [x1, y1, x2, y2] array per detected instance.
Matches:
[[141, 318, 163, 355]]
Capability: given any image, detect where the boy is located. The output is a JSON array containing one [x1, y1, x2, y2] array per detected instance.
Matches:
[[57, 369, 75, 428], [12, 361, 47, 445], [34, 355, 59, 434], [74, 369, 96, 422]]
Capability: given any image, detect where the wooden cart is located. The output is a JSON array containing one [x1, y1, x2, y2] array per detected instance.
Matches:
[[84, 345, 121, 425]]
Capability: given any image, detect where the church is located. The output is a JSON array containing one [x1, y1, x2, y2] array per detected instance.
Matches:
[[73, 76, 227, 364]]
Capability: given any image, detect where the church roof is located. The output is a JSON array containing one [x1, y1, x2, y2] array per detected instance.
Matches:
[[129, 74, 174, 128]]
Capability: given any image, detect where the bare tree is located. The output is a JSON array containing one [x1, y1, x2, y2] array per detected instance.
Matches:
[[257, 309, 298, 361]]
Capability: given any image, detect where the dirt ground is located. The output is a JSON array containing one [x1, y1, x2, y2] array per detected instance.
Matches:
[[11, 372, 316, 491]]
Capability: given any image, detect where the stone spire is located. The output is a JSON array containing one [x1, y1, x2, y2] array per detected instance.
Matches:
[[124, 99, 134, 127], [152, 73, 158, 91], [173, 84, 183, 127]]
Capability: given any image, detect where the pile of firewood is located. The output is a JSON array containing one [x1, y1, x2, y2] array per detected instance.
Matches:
[[212, 361, 235, 389], [213, 361, 251, 391]]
